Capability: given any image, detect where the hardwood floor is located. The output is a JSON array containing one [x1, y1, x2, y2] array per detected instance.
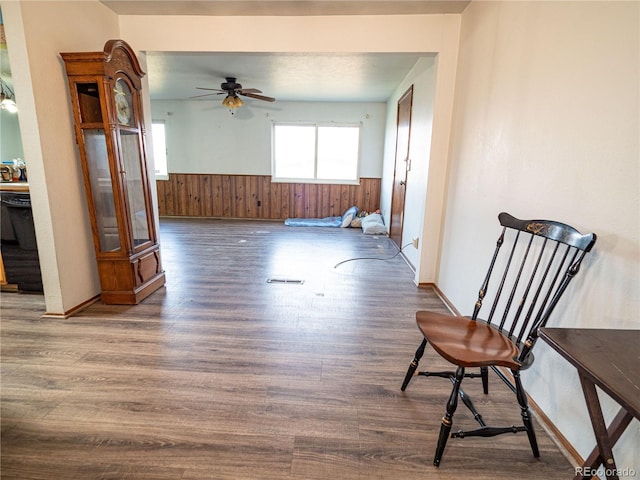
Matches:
[[1, 218, 574, 479]]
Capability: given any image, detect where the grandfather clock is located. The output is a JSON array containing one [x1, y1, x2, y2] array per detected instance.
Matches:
[[61, 39, 165, 304]]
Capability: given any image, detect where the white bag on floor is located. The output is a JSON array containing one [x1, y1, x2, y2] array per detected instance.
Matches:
[[360, 213, 386, 235]]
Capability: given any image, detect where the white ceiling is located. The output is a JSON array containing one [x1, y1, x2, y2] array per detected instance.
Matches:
[[146, 52, 432, 103], [101, 0, 468, 105]]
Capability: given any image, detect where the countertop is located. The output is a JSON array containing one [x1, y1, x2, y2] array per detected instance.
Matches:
[[0, 183, 29, 192]]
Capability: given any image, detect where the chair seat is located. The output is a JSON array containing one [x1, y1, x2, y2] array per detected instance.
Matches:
[[416, 311, 522, 370]]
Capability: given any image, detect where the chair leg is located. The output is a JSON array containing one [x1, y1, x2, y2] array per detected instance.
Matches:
[[401, 338, 427, 391], [512, 369, 540, 458], [434, 366, 465, 467], [481, 366, 489, 394]]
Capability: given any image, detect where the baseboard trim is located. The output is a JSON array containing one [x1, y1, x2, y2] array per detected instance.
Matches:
[[417, 282, 583, 469], [42, 294, 100, 319], [418, 282, 461, 316], [400, 252, 415, 273]]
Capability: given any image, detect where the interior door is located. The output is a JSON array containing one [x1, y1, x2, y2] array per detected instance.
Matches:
[[389, 86, 413, 249]]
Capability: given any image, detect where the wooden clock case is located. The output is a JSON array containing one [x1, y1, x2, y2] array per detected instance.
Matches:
[[61, 39, 165, 304]]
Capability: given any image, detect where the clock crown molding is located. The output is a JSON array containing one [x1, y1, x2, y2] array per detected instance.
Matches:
[[61, 39, 145, 88], [104, 39, 146, 80]]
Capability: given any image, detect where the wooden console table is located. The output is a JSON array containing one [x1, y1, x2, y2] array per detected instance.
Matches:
[[540, 328, 639, 480]]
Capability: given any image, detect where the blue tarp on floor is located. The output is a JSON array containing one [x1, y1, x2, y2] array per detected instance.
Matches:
[[285, 206, 359, 228], [284, 216, 342, 227]]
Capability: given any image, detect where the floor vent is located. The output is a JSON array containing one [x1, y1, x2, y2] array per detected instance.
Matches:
[[266, 278, 305, 285]]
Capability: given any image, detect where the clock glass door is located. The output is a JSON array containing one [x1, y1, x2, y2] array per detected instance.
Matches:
[[83, 129, 121, 252], [120, 130, 151, 247]]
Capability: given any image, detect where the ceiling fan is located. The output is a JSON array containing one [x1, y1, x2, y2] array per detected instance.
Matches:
[[192, 77, 275, 110]]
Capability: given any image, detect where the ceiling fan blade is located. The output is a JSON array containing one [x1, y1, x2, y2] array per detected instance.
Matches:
[[238, 88, 262, 94], [240, 92, 276, 102], [189, 92, 224, 99], [196, 87, 224, 92]]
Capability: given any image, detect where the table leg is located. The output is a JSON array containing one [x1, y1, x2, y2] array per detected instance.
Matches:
[[575, 372, 620, 480], [575, 408, 634, 480]]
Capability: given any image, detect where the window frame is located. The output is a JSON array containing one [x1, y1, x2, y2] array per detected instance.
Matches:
[[271, 121, 361, 185]]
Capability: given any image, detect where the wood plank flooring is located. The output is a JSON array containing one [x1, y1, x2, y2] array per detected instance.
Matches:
[[1, 218, 574, 479]]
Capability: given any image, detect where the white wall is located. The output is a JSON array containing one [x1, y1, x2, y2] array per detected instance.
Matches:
[[439, 0, 638, 472], [120, 14, 460, 55], [0, 110, 23, 160], [2, 0, 119, 314], [0, 15, 23, 161], [151, 100, 386, 179]]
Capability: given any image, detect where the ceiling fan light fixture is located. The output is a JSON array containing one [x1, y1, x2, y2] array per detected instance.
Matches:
[[222, 94, 243, 110], [1, 98, 18, 114], [0, 77, 18, 114], [193, 77, 274, 108]]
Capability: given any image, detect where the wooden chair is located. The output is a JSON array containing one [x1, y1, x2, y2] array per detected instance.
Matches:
[[401, 212, 596, 467]]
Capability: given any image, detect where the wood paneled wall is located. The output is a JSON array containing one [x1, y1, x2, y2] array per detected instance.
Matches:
[[156, 174, 382, 219]]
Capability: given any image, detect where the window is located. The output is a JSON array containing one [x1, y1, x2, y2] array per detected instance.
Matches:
[[151, 121, 168, 179], [272, 123, 360, 183]]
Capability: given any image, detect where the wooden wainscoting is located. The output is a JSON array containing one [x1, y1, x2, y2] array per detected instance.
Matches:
[[156, 174, 381, 219]]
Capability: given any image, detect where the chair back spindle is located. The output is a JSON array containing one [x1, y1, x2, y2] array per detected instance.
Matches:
[[471, 228, 505, 321]]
